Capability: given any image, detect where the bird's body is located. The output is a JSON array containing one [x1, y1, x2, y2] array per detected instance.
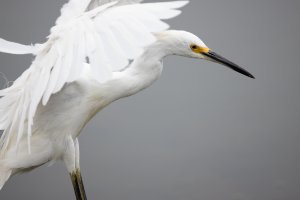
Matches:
[[0, 0, 254, 199], [0, 35, 165, 180]]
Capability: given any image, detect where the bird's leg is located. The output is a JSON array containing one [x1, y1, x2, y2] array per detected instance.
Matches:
[[64, 137, 87, 200], [70, 169, 87, 200], [77, 170, 87, 199], [70, 171, 81, 200]]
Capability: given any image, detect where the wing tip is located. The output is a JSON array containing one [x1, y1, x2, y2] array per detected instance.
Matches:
[[164, 1, 190, 9], [177, 1, 190, 8]]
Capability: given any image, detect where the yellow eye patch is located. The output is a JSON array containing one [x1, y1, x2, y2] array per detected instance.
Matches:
[[190, 44, 209, 54]]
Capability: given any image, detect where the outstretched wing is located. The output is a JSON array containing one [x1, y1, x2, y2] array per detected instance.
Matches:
[[55, 0, 144, 26], [87, 0, 143, 11], [0, 38, 37, 55], [0, 0, 189, 152]]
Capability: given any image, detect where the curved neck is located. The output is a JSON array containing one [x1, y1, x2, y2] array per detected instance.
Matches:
[[141, 39, 173, 60], [128, 36, 174, 73], [118, 38, 172, 98]]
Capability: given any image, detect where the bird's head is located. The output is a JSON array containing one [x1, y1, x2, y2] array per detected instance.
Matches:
[[157, 30, 255, 79]]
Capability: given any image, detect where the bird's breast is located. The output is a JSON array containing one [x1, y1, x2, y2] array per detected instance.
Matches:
[[32, 60, 163, 140]]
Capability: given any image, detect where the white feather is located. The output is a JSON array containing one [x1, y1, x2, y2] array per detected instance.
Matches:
[[0, 38, 36, 55], [0, 0, 189, 153], [87, 0, 143, 11]]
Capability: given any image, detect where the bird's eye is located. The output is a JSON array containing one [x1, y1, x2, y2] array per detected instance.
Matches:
[[191, 45, 198, 50]]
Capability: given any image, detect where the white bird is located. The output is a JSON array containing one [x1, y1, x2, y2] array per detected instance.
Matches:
[[0, 0, 254, 199]]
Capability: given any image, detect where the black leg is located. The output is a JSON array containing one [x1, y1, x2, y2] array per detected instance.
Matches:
[[70, 169, 87, 200]]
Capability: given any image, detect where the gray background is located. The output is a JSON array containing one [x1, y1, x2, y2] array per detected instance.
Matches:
[[0, 0, 299, 199]]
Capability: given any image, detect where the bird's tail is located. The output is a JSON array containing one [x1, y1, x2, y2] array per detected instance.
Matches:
[[0, 38, 38, 55], [0, 164, 11, 190]]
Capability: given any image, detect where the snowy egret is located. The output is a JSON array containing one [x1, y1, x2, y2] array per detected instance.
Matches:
[[0, 0, 254, 199]]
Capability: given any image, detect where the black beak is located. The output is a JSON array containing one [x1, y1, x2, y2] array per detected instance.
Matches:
[[202, 51, 255, 79]]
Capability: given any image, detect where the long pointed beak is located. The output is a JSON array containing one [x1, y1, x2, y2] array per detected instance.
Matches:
[[202, 51, 255, 79]]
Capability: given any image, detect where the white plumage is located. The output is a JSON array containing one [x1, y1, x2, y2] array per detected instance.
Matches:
[[0, 0, 189, 192], [0, 0, 254, 198], [0, 0, 188, 152]]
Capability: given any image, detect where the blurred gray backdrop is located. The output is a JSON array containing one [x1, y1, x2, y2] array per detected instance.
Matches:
[[0, 0, 300, 200]]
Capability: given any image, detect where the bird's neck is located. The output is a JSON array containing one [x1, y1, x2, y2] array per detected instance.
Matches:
[[121, 38, 173, 96], [130, 35, 176, 72]]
